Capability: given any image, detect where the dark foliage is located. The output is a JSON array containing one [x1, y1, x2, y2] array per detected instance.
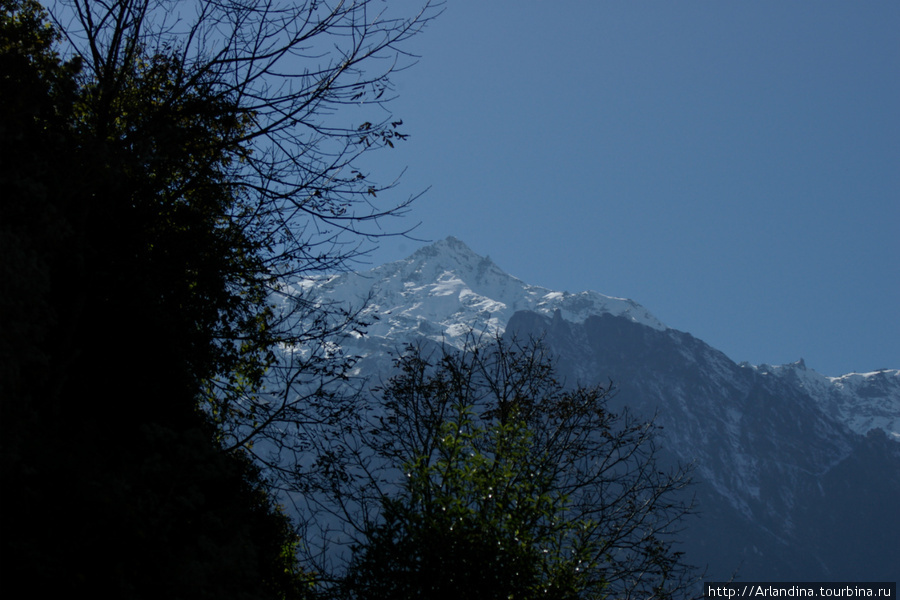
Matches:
[[1, 0, 436, 596]]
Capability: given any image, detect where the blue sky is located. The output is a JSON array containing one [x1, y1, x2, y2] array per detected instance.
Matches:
[[357, 1, 899, 376]]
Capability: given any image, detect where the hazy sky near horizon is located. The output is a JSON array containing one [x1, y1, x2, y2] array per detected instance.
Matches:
[[354, 1, 898, 376]]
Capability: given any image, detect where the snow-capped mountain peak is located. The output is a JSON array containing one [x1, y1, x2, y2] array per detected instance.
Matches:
[[292, 236, 665, 347]]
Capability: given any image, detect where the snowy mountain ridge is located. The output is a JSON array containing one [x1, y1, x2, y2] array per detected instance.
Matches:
[[747, 359, 900, 441], [288, 236, 899, 443], [292, 236, 665, 346]]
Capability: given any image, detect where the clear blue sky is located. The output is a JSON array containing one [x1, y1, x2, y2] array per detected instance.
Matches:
[[357, 1, 899, 376]]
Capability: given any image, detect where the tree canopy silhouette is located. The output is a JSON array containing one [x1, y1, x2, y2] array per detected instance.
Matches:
[[301, 337, 698, 599], [1, 0, 438, 596], [38, 0, 441, 428]]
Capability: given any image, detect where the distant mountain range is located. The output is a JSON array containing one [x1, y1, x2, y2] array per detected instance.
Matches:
[[294, 236, 900, 581]]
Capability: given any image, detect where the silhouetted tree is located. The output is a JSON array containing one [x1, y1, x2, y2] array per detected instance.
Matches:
[[38, 0, 440, 436], [1, 0, 437, 595], [306, 337, 698, 599]]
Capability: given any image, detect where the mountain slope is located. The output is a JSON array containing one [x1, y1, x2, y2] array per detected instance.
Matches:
[[748, 360, 900, 441], [292, 236, 900, 580], [504, 310, 900, 580]]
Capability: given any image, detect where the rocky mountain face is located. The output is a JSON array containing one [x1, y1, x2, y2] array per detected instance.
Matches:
[[504, 310, 900, 580], [298, 237, 900, 581]]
